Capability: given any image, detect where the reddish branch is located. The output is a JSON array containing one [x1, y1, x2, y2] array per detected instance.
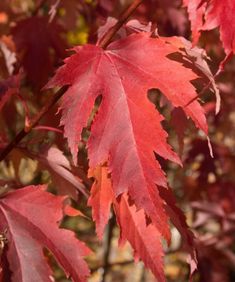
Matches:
[[0, 87, 65, 161], [0, 0, 144, 162], [99, 0, 144, 49]]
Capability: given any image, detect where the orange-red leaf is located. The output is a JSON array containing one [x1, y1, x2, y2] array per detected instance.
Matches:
[[88, 166, 113, 239], [48, 32, 207, 242], [184, 0, 235, 54], [114, 193, 165, 282], [89, 165, 196, 281]]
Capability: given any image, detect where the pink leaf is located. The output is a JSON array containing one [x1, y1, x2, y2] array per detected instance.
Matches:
[[0, 186, 90, 282]]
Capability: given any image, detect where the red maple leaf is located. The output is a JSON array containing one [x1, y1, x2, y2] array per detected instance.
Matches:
[[21, 146, 87, 200], [12, 16, 67, 89], [88, 165, 166, 281], [184, 0, 235, 55], [88, 165, 113, 239], [88, 165, 196, 281], [48, 32, 207, 243], [114, 193, 165, 282], [0, 185, 90, 282]]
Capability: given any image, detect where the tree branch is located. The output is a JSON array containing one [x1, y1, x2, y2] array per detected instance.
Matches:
[[99, 0, 144, 49], [0, 87, 66, 161], [101, 215, 116, 282], [91, 259, 134, 273], [0, 0, 143, 162]]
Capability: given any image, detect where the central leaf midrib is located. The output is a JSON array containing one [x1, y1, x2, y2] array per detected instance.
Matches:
[[104, 52, 155, 190]]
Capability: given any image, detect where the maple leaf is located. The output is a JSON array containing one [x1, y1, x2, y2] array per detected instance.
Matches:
[[184, 0, 235, 55], [114, 193, 165, 282], [165, 36, 220, 113], [12, 16, 67, 89], [38, 147, 87, 198], [48, 32, 207, 241], [170, 107, 188, 155], [88, 163, 198, 280], [88, 165, 168, 281], [158, 185, 197, 276], [0, 185, 90, 282], [21, 146, 87, 200], [88, 165, 113, 239]]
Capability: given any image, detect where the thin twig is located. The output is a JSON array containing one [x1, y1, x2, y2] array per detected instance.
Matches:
[[91, 259, 134, 273], [33, 125, 63, 134], [0, 86, 66, 161], [140, 264, 146, 282], [101, 215, 116, 282], [0, 0, 143, 162], [99, 0, 144, 49], [185, 51, 233, 109], [184, 72, 219, 108]]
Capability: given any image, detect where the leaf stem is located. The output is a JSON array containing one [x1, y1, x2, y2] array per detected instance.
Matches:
[[0, 86, 66, 161], [0, 0, 143, 162], [99, 0, 144, 49]]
